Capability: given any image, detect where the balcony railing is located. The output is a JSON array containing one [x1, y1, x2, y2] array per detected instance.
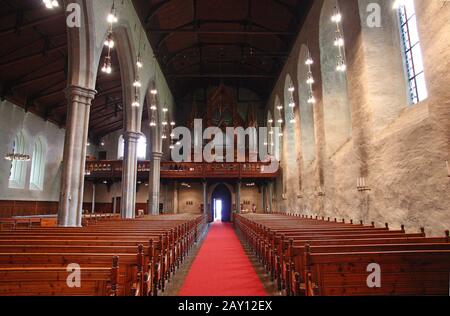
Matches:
[[85, 160, 278, 180]]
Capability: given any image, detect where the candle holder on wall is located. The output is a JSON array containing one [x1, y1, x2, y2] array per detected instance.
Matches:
[[316, 186, 325, 197], [446, 161, 450, 177], [357, 177, 371, 192]]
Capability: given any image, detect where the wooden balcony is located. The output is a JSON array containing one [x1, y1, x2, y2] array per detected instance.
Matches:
[[84, 160, 278, 181]]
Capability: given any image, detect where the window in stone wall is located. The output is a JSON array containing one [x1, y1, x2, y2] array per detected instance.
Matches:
[[30, 137, 46, 191], [397, 0, 428, 104], [8, 131, 27, 189], [118, 134, 147, 160]]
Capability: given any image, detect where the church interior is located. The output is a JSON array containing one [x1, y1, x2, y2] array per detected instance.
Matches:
[[0, 0, 449, 297]]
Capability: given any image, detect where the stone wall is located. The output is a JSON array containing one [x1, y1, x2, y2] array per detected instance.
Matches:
[[267, 0, 450, 236]]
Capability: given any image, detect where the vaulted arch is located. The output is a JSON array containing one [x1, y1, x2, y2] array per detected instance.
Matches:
[[319, 0, 352, 155], [297, 44, 316, 164]]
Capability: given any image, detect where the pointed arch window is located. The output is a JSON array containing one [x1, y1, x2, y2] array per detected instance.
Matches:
[[397, 0, 427, 104], [8, 131, 27, 189], [30, 137, 46, 191]]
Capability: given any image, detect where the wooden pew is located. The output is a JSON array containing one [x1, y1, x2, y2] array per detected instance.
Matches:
[[0, 257, 118, 296], [0, 214, 206, 296], [304, 249, 450, 296], [235, 213, 450, 296]]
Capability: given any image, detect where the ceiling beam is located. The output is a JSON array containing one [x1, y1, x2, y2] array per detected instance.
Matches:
[[0, 43, 66, 68], [167, 73, 276, 78], [144, 0, 171, 23], [0, 12, 64, 36], [163, 42, 288, 68], [149, 28, 295, 35], [12, 69, 64, 89]]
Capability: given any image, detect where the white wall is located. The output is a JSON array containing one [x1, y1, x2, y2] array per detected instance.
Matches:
[[0, 100, 65, 201]]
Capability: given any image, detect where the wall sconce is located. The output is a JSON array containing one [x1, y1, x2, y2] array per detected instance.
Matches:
[[357, 177, 371, 192], [446, 161, 450, 177]]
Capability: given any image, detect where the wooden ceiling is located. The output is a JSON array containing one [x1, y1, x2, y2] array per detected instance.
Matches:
[[0, 0, 134, 141], [132, 0, 313, 102], [0, 0, 311, 141]]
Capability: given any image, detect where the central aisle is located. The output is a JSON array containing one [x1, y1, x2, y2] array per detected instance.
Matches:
[[178, 222, 268, 296]]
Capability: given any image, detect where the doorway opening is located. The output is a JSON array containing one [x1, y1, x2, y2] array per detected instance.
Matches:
[[213, 199, 223, 222], [211, 183, 232, 222]]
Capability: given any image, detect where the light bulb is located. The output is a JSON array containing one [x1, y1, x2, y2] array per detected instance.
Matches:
[[289, 101, 296, 108], [133, 80, 141, 88], [268, 119, 273, 124], [334, 34, 344, 47], [307, 95, 316, 104], [278, 119, 283, 124], [290, 119, 296, 124], [151, 89, 158, 95], [43, 0, 59, 9], [305, 57, 314, 65], [162, 108, 168, 112], [288, 86, 295, 93], [136, 58, 143, 69], [162, 121, 168, 126], [104, 34, 114, 48], [306, 73, 315, 84], [162, 134, 167, 139], [277, 105, 283, 110], [107, 9, 118, 24], [150, 121, 156, 127], [331, 11, 342, 23], [170, 122, 176, 126], [150, 104, 157, 111], [170, 145, 175, 149]]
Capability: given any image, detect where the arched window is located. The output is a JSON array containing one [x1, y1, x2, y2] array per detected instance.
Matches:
[[396, 0, 427, 104], [30, 137, 46, 191], [9, 131, 27, 189], [118, 134, 147, 160]]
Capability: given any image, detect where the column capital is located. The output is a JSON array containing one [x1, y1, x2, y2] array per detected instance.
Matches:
[[65, 85, 97, 100], [123, 131, 143, 142], [151, 152, 163, 159]]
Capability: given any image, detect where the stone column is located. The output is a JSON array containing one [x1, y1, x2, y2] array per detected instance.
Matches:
[[268, 181, 273, 213], [202, 181, 208, 215], [148, 152, 163, 215], [91, 183, 96, 214], [120, 131, 141, 219], [58, 85, 96, 227], [262, 183, 267, 213], [236, 181, 241, 214], [173, 181, 179, 214]]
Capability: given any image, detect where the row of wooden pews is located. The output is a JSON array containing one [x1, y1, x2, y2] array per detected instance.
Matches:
[[0, 213, 121, 230], [235, 213, 450, 296], [0, 214, 207, 296]]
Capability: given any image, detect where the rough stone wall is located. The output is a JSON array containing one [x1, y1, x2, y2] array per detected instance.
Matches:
[[267, 0, 450, 236]]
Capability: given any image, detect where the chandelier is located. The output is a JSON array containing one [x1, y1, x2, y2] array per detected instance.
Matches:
[[4, 153, 31, 162]]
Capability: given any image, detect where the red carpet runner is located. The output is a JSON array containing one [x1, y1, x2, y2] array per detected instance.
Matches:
[[179, 222, 268, 296]]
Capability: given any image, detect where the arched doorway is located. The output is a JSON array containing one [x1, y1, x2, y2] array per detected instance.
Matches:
[[211, 184, 232, 222]]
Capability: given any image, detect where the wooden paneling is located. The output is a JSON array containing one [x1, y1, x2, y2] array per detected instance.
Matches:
[[0, 200, 58, 218]]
